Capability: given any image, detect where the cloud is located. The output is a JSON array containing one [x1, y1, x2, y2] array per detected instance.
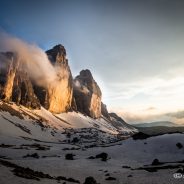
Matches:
[[114, 110, 166, 124], [166, 111, 184, 119], [0, 32, 57, 87], [105, 76, 184, 112], [111, 107, 184, 126], [145, 107, 157, 111], [108, 76, 184, 124]]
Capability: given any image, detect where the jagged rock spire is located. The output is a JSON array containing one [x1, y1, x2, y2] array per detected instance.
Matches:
[[73, 69, 102, 118], [45, 45, 73, 113]]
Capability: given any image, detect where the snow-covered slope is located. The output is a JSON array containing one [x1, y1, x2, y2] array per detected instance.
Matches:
[[0, 131, 184, 184], [0, 101, 137, 144]]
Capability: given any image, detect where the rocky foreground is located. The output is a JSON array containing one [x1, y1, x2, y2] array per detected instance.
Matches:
[[0, 129, 184, 184]]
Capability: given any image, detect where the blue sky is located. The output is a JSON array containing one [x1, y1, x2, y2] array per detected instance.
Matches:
[[1, 0, 184, 124]]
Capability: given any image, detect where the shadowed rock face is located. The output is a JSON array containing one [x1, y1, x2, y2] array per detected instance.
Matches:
[[101, 102, 110, 119], [0, 52, 40, 109], [45, 45, 73, 113], [46, 44, 66, 64], [0, 52, 19, 101], [73, 69, 102, 118]]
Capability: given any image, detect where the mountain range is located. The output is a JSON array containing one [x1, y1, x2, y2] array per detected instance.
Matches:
[[0, 44, 137, 138], [134, 121, 178, 127]]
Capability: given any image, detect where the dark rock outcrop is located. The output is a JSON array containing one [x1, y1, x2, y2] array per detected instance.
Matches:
[[101, 102, 110, 119], [132, 132, 150, 140], [46, 44, 67, 65], [109, 113, 126, 124], [176, 142, 183, 149], [83, 176, 98, 184], [0, 52, 19, 101], [152, 159, 162, 166], [108, 112, 137, 134], [73, 69, 102, 118]]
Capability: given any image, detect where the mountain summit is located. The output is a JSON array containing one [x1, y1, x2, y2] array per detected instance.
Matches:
[[45, 45, 73, 113], [74, 69, 102, 118]]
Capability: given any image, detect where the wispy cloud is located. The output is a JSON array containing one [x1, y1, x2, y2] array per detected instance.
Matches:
[[106, 76, 184, 124], [113, 109, 184, 125], [166, 111, 184, 119]]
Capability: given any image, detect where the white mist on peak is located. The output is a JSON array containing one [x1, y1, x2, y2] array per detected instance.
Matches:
[[0, 32, 57, 87]]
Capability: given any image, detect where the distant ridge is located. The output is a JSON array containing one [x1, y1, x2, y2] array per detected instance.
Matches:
[[133, 121, 179, 127]]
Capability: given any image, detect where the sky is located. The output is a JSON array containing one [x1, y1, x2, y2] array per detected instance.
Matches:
[[0, 0, 184, 124]]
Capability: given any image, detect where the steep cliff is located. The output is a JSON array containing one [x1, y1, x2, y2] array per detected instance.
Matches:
[[0, 45, 73, 113], [12, 70, 40, 109], [101, 102, 110, 119], [0, 52, 19, 101], [0, 52, 40, 109], [73, 69, 102, 118], [0, 45, 129, 127], [45, 45, 73, 113]]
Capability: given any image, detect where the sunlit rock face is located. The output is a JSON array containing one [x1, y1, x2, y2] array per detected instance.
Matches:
[[0, 45, 73, 113], [73, 69, 102, 118], [0, 52, 40, 109], [12, 70, 40, 109], [0, 52, 19, 101], [45, 45, 73, 113]]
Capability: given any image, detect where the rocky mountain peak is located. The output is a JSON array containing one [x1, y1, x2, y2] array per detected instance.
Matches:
[[79, 69, 93, 79], [44, 44, 73, 113], [46, 44, 67, 65], [0, 44, 122, 122], [75, 69, 101, 96], [73, 69, 102, 118]]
